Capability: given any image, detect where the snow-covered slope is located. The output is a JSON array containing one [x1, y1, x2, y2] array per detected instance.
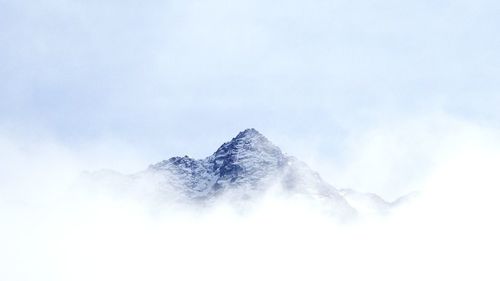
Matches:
[[149, 129, 287, 199], [84, 129, 404, 218], [145, 129, 354, 217]]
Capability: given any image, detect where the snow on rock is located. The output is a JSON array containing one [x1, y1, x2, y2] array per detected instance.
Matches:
[[84, 128, 404, 218]]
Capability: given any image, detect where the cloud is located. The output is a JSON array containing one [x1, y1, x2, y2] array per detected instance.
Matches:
[[1, 1, 499, 279], [1, 114, 499, 281]]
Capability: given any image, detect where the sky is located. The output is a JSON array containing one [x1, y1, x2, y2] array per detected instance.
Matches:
[[1, 1, 500, 280], [1, 0, 499, 199]]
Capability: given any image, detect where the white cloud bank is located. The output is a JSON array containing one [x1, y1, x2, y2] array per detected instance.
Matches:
[[1, 115, 499, 281]]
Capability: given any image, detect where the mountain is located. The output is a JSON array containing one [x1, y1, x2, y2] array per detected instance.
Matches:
[[149, 128, 287, 199], [339, 189, 392, 215], [83, 129, 401, 219], [145, 128, 357, 218]]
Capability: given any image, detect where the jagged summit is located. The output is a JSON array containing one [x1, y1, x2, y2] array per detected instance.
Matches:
[[142, 128, 358, 217], [213, 128, 279, 156], [235, 128, 262, 138], [151, 128, 282, 166], [155, 129, 276, 164], [231, 128, 270, 144], [208, 129, 286, 190], [86, 128, 400, 218], [149, 129, 287, 198], [210, 128, 284, 172]]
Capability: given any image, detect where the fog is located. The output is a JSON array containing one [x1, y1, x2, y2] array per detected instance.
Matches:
[[2, 0, 499, 278], [1, 115, 499, 281], [2, 0, 499, 199]]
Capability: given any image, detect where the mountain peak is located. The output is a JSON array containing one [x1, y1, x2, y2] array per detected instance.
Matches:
[[214, 128, 281, 158], [229, 128, 270, 147], [141, 128, 358, 217], [234, 128, 263, 139], [149, 128, 288, 197]]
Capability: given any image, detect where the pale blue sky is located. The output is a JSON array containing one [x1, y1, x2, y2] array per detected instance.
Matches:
[[1, 0, 499, 198]]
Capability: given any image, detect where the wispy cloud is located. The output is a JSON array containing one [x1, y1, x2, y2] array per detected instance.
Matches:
[[1, 118, 499, 280]]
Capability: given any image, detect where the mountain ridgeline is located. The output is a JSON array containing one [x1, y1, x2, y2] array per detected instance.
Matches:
[[150, 129, 287, 197], [144, 129, 400, 217], [84, 129, 405, 219]]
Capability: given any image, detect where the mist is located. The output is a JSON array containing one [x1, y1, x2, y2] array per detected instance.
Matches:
[[2, 0, 499, 192], [1, 114, 499, 281], [2, 0, 499, 279]]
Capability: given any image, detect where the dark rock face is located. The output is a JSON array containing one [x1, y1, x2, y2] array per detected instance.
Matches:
[[148, 128, 357, 218], [150, 129, 289, 198], [208, 128, 287, 187], [82, 128, 404, 219]]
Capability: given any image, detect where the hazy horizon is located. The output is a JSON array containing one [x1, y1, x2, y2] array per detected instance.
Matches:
[[1, 0, 499, 280]]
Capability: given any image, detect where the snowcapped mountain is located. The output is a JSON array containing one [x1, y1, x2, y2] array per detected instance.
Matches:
[[144, 128, 379, 217], [149, 128, 287, 199], [83, 129, 402, 218]]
